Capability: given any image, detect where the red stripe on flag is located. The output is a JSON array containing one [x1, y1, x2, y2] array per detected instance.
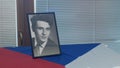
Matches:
[[0, 48, 65, 68]]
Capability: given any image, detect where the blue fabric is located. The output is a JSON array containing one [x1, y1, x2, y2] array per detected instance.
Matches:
[[6, 43, 100, 65]]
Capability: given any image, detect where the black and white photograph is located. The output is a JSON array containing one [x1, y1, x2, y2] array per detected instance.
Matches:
[[27, 12, 61, 58]]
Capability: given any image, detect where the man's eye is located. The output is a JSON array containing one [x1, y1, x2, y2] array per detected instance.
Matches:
[[37, 27, 43, 30], [46, 28, 50, 30]]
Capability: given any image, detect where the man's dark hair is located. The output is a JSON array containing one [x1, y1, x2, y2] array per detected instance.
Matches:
[[31, 14, 54, 31]]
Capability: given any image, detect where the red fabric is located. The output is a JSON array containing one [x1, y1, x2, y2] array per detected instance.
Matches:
[[0, 48, 65, 68]]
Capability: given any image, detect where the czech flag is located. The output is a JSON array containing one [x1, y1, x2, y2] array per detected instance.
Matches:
[[0, 43, 120, 68]]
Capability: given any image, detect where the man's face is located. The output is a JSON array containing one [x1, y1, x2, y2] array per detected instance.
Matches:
[[34, 21, 51, 43]]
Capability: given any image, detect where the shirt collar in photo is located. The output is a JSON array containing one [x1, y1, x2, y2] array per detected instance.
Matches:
[[34, 38, 48, 48]]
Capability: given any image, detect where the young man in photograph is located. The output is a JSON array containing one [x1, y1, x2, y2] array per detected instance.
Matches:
[[31, 14, 60, 57]]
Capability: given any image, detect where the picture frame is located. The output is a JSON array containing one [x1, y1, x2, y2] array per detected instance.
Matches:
[[27, 12, 61, 58]]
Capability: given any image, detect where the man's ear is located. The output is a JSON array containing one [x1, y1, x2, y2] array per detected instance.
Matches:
[[32, 26, 35, 32]]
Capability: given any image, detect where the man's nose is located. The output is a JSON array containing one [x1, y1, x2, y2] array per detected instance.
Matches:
[[42, 29, 47, 35]]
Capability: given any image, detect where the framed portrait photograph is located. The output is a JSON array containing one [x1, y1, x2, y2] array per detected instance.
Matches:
[[27, 12, 61, 58]]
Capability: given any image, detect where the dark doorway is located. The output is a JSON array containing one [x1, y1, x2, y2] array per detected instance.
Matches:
[[17, 0, 34, 46]]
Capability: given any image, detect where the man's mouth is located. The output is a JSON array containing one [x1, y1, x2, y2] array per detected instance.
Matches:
[[41, 36, 47, 39]]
